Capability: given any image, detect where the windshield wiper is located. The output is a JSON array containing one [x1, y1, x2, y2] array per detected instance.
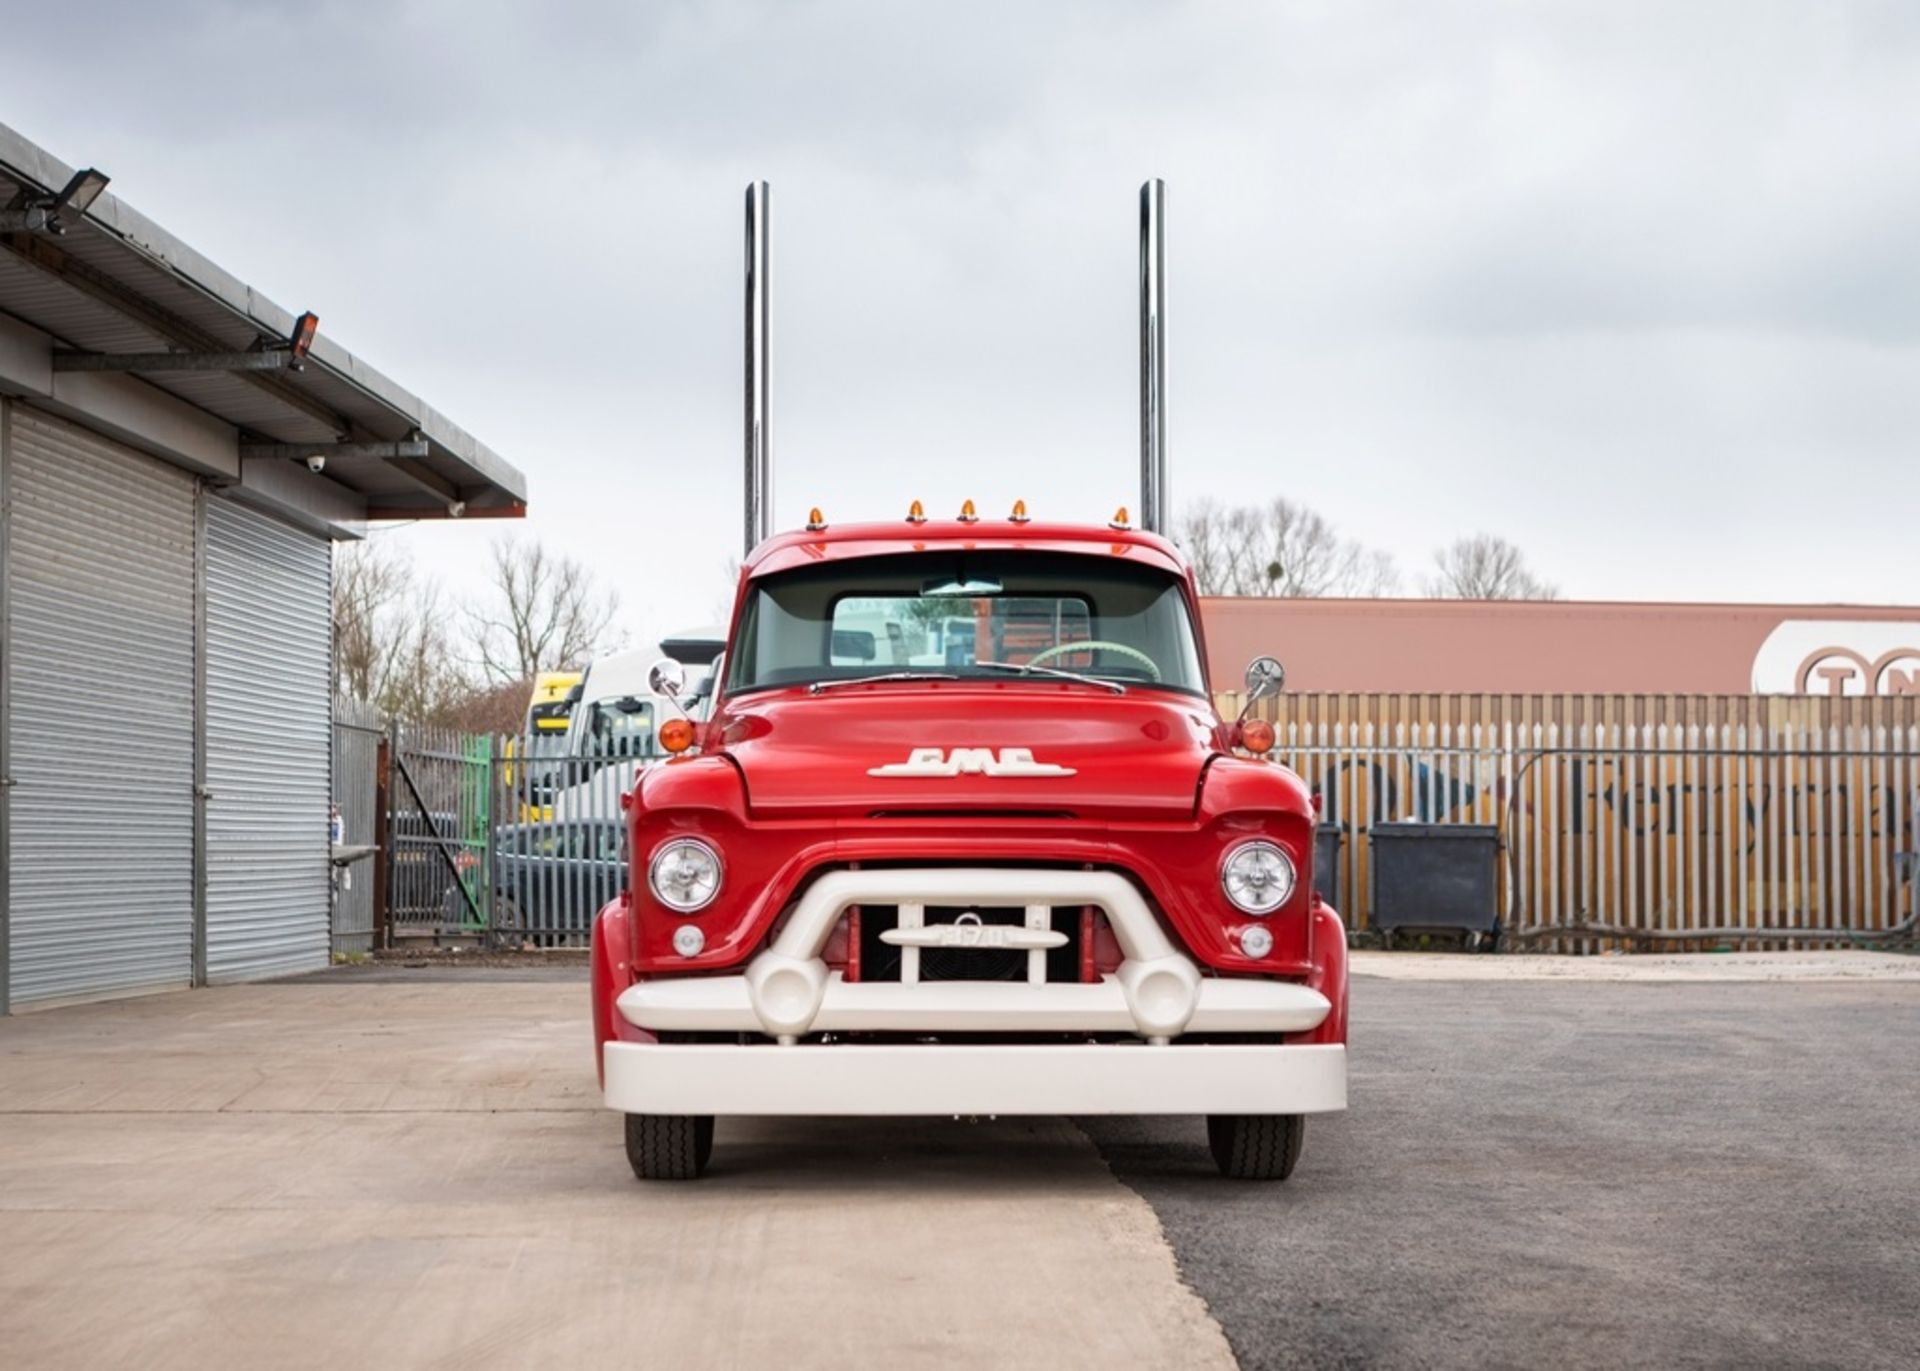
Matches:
[[808, 671, 959, 695], [974, 660, 1128, 695]]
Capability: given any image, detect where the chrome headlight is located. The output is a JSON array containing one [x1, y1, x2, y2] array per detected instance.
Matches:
[[648, 838, 722, 913], [1221, 840, 1295, 915]]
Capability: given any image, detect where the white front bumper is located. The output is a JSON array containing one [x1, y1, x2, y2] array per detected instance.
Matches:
[[632, 866, 1322, 1042], [602, 1041, 1348, 1116], [619, 972, 1331, 1035]]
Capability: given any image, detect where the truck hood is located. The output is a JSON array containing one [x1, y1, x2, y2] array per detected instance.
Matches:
[[713, 684, 1220, 821]]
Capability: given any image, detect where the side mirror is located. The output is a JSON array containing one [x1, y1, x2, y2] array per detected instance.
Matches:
[[647, 658, 687, 700], [1243, 655, 1285, 703]]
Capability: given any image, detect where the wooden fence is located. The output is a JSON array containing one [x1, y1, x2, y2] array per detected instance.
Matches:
[[1225, 694, 1920, 948]]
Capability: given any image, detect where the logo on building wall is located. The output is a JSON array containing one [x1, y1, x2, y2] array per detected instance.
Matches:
[[1751, 621, 1920, 696]]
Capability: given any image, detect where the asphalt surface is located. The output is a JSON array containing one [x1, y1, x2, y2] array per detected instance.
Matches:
[[1083, 975, 1920, 1371]]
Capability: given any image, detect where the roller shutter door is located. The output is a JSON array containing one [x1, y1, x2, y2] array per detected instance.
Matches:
[[204, 497, 331, 982], [5, 405, 196, 1007]]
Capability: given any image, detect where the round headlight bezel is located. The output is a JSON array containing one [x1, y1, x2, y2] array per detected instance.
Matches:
[[1220, 839, 1297, 916], [647, 837, 723, 914]]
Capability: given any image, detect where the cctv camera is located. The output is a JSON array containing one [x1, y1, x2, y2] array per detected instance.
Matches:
[[305, 453, 327, 474]]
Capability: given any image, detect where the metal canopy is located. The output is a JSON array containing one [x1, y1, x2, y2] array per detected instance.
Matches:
[[0, 122, 525, 519]]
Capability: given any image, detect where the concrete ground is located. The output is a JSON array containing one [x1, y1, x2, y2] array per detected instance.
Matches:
[[3, 957, 1916, 1369], [0, 980, 1227, 1371]]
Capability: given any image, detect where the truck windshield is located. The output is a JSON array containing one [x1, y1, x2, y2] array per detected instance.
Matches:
[[585, 699, 656, 758], [725, 551, 1207, 695]]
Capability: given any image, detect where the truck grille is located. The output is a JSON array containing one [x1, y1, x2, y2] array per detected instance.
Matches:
[[856, 905, 1086, 984]]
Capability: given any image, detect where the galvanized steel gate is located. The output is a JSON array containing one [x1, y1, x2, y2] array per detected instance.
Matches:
[[385, 723, 494, 942], [365, 727, 633, 948], [330, 697, 384, 958]]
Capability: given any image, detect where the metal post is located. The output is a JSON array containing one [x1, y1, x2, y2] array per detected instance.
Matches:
[[744, 180, 772, 556], [1139, 178, 1168, 534], [373, 731, 391, 951]]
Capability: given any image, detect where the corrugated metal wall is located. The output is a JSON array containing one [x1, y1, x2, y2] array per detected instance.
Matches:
[[203, 496, 332, 981], [4, 405, 196, 1007]]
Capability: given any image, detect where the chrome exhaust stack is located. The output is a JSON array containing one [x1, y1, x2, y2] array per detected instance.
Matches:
[[744, 180, 772, 556], [1138, 178, 1168, 535]]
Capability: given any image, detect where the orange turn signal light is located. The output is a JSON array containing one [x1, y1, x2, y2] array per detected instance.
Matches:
[[1240, 719, 1275, 755], [659, 718, 696, 754]]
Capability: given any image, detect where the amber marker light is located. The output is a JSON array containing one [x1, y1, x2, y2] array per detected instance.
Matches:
[[1240, 719, 1275, 755], [806, 507, 827, 531], [958, 499, 979, 523], [1109, 506, 1131, 530], [660, 718, 697, 754], [906, 499, 927, 524], [1010, 499, 1030, 524]]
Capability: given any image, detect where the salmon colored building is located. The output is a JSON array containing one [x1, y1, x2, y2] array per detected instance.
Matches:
[[1199, 599, 1920, 697]]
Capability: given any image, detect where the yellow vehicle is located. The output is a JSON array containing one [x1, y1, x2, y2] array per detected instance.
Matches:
[[526, 670, 583, 735], [504, 672, 583, 821]]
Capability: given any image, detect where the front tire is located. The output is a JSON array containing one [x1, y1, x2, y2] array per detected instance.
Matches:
[[624, 1113, 714, 1180], [1207, 1113, 1305, 1180]]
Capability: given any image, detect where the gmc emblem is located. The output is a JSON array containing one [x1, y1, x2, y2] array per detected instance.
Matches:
[[868, 747, 1076, 778]]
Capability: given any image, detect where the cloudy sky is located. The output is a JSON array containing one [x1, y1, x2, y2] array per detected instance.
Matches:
[[8, 1, 1919, 640]]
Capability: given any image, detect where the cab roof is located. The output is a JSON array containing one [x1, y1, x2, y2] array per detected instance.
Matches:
[[744, 519, 1190, 580]]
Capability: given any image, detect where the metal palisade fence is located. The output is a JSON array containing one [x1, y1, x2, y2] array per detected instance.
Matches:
[[334, 694, 1920, 953], [1232, 693, 1920, 950], [485, 733, 638, 946], [347, 719, 642, 949]]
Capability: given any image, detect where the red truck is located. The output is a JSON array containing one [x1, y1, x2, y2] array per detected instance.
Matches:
[[590, 182, 1349, 1180]]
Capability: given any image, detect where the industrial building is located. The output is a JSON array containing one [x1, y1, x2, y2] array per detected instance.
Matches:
[[0, 123, 525, 1012], [1202, 597, 1920, 697]]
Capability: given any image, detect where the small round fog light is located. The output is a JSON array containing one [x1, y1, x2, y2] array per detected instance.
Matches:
[[671, 925, 706, 958], [1239, 924, 1274, 959]]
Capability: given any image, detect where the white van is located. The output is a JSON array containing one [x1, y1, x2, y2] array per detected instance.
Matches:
[[548, 627, 725, 819]]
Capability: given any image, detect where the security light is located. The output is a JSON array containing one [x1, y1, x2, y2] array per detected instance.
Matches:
[[53, 168, 110, 219], [0, 167, 110, 234], [287, 311, 320, 361]]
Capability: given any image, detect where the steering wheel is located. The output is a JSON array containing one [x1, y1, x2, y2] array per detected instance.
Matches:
[[1026, 640, 1161, 681]]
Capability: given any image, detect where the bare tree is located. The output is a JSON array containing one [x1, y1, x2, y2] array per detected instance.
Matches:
[[434, 676, 535, 736], [1179, 497, 1401, 597], [467, 536, 623, 685], [332, 541, 470, 719], [1424, 534, 1559, 600]]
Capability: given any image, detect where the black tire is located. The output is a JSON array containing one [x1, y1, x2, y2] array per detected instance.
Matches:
[[624, 1113, 714, 1180], [1207, 1113, 1305, 1180]]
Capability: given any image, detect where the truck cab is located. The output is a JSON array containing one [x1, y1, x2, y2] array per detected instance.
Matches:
[[592, 509, 1349, 1180]]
